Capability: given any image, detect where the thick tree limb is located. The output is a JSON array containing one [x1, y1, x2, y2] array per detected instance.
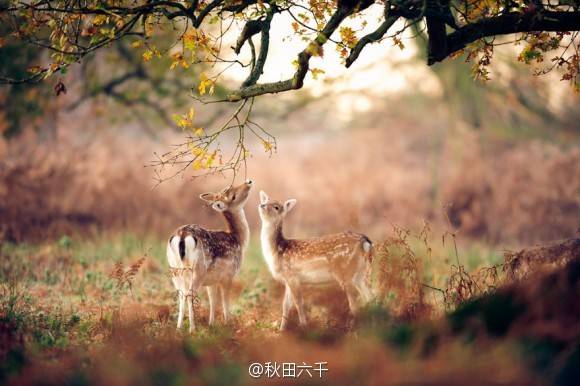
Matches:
[[426, 16, 448, 64], [241, 6, 276, 87], [234, 20, 263, 55], [430, 11, 580, 65]]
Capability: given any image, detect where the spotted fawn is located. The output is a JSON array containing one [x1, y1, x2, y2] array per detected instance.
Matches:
[[167, 180, 253, 332], [258, 190, 373, 330]]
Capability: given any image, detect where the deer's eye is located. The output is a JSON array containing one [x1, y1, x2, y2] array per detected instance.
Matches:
[[232, 194, 236, 200], [273, 205, 280, 211]]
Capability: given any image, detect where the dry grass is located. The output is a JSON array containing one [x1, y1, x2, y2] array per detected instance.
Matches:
[[504, 238, 580, 281], [1, 231, 579, 386]]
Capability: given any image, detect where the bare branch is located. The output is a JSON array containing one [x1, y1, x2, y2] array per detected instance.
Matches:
[[228, 4, 353, 101], [241, 6, 276, 87]]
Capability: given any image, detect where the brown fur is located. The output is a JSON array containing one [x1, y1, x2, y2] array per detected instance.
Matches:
[[258, 191, 373, 330], [167, 180, 252, 332]]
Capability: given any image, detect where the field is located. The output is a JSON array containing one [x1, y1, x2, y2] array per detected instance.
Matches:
[[2, 223, 579, 385]]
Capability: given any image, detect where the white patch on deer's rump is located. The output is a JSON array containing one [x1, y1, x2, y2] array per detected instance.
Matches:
[[184, 235, 197, 265], [168, 236, 182, 268], [363, 241, 372, 253]]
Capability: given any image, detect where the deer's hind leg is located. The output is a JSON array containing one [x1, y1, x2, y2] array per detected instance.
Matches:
[[172, 276, 186, 330], [206, 285, 219, 325], [176, 290, 185, 329]]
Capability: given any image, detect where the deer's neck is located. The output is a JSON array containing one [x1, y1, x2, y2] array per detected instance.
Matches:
[[222, 209, 250, 250], [260, 222, 286, 277]]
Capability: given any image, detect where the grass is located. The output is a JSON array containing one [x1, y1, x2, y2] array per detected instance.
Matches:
[[0, 231, 577, 385]]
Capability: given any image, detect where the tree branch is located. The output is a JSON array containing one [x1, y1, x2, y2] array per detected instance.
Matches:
[[345, 14, 399, 68], [227, 4, 353, 101], [241, 6, 275, 87], [430, 11, 580, 65]]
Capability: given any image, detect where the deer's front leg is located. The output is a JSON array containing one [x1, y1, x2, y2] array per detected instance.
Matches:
[[280, 284, 293, 331], [344, 282, 361, 314], [287, 280, 307, 327], [220, 279, 232, 323]]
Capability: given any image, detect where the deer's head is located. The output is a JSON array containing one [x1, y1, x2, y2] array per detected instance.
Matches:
[[258, 190, 296, 227], [200, 179, 253, 212]]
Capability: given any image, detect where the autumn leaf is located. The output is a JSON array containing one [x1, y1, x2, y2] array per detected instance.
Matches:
[[54, 80, 67, 96], [198, 73, 214, 95], [262, 140, 274, 152], [339, 26, 358, 49], [310, 68, 325, 80], [142, 50, 154, 62], [92, 15, 108, 26], [393, 37, 405, 50], [188, 143, 205, 157], [170, 52, 189, 70], [187, 107, 195, 121], [27, 65, 42, 74]]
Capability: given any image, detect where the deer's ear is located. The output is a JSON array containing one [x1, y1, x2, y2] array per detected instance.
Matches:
[[283, 199, 297, 214], [199, 192, 215, 203], [259, 190, 269, 205]]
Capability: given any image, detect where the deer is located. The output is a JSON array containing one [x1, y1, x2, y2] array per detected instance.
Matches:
[[167, 179, 253, 332], [258, 190, 373, 330]]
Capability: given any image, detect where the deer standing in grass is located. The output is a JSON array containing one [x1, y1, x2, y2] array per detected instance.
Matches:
[[258, 190, 373, 330], [167, 180, 253, 332]]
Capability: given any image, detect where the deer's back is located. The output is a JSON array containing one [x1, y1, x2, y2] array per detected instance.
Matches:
[[283, 231, 367, 261], [175, 224, 242, 262]]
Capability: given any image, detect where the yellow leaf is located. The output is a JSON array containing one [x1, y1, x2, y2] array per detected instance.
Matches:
[[206, 151, 217, 167], [198, 73, 214, 95], [188, 143, 205, 157], [193, 127, 205, 136], [27, 65, 42, 74], [131, 40, 143, 49], [142, 50, 153, 62], [262, 140, 273, 152], [310, 68, 325, 80], [339, 26, 358, 49], [92, 15, 108, 26]]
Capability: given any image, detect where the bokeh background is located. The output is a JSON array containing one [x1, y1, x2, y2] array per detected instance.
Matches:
[[1, 27, 578, 246]]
